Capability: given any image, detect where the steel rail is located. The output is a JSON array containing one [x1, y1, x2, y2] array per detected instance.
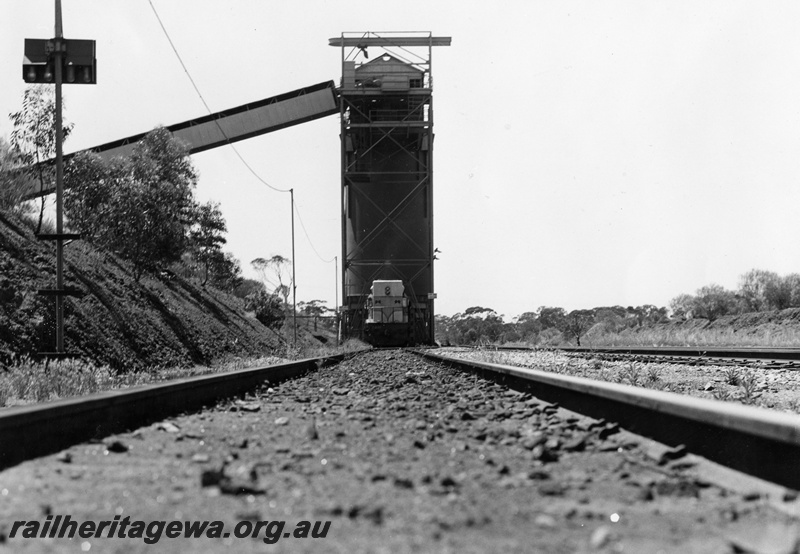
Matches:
[[556, 345, 800, 360], [416, 350, 800, 490], [489, 345, 800, 369], [0, 352, 363, 469]]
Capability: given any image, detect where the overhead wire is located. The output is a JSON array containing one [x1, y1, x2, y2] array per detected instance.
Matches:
[[147, 0, 288, 194], [146, 0, 336, 264], [293, 200, 336, 263]]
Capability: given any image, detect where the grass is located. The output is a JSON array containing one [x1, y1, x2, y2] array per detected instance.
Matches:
[[619, 360, 642, 386], [723, 366, 741, 386], [0, 356, 148, 407], [738, 370, 761, 405], [0, 339, 370, 409], [281, 338, 369, 361], [645, 365, 662, 386]]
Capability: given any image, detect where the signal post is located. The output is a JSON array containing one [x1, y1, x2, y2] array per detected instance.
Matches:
[[22, 0, 96, 356]]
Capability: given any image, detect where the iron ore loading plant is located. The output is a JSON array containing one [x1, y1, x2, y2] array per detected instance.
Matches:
[[332, 32, 451, 347], [26, 31, 450, 348]]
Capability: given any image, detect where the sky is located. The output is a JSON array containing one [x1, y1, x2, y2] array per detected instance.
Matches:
[[3, 1, 800, 320]]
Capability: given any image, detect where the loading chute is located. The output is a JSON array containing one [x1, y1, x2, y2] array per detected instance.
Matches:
[[22, 80, 338, 199]]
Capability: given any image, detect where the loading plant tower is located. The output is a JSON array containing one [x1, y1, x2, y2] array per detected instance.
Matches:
[[330, 32, 451, 345]]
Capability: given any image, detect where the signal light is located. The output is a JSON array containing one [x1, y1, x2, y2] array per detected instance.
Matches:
[[21, 61, 95, 85], [22, 38, 96, 85]]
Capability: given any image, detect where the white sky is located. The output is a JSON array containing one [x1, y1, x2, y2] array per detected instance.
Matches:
[[3, 1, 800, 319]]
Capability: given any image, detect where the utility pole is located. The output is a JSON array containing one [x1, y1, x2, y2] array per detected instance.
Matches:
[[334, 255, 339, 346], [290, 189, 297, 347], [54, 0, 65, 353]]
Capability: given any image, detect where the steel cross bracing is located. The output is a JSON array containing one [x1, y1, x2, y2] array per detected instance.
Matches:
[[341, 103, 434, 294], [345, 178, 431, 260]]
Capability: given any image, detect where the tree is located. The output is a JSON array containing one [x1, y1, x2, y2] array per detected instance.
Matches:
[[232, 278, 265, 300], [563, 309, 595, 346], [251, 255, 293, 309], [669, 294, 696, 319], [188, 201, 227, 286], [738, 269, 781, 312], [203, 251, 243, 292], [460, 306, 504, 343], [499, 326, 522, 344], [64, 151, 128, 241], [692, 284, 738, 321], [536, 306, 567, 331], [434, 314, 456, 345], [65, 127, 198, 280], [245, 287, 285, 329], [126, 127, 197, 272], [627, 305, 668, 326], [0, 138, 34, 211], [435, 307, 504, 344], [514, 311, 540, 342], [297, 300, 335, 333], [298, 299, 332, 318], [785, 273, 800, 308], [8, 85, 73, 231], [764, 275, 793, 311], [593, 306, 627, 332]]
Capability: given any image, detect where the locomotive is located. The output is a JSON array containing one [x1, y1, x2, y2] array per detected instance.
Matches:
[[363, 279, 413, 347]]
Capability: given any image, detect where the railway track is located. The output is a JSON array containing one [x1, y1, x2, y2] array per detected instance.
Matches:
[[1, 349, 799, 551], [2, 347, 800, 485], [500, 345, 800, 370]]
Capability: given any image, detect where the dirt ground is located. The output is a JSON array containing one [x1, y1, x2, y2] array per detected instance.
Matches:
[[0, 350, 798, 553]]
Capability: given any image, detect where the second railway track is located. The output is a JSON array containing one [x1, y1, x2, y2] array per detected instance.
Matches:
[[537, 345, 800, 370], [422, 349, 800, 489]]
